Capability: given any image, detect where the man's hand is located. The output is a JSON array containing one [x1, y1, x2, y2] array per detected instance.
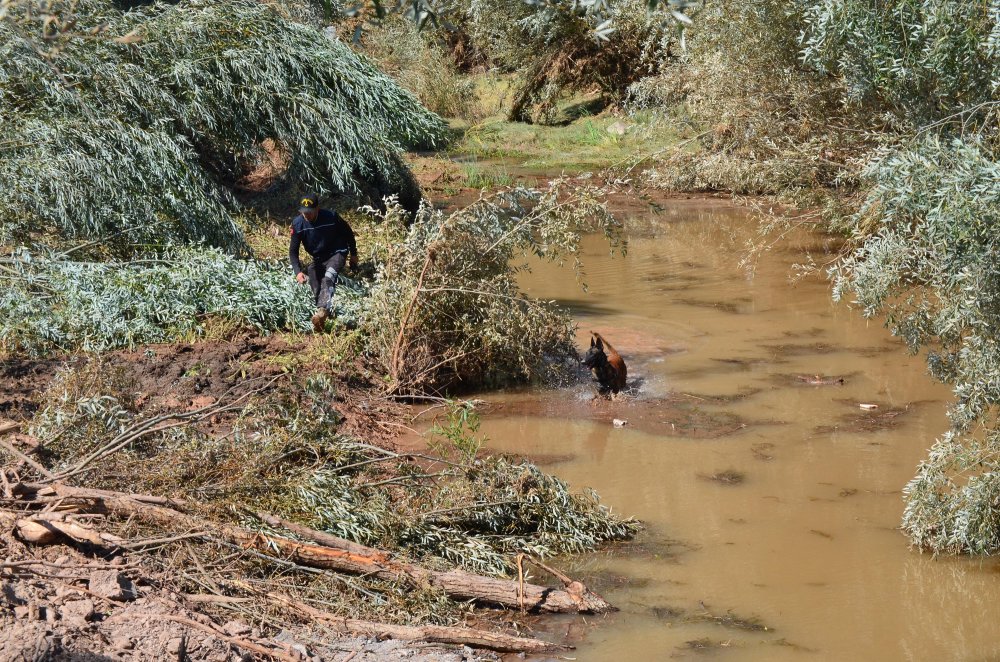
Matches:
[[295, 272, 307, 284], [350, 254, 359, 270]]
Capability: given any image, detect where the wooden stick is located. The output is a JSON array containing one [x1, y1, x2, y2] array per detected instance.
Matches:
[[256, 512, 373, 557], [0, 437, 55, 480], [267, 592, 571, 654], [157, 615, 302, 662], [253, 510, 612, 614]]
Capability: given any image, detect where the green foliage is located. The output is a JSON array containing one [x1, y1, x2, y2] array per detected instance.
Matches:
[[463, 0, 676, 122], [461, 163, 514, 189], [0, 0, 446, 253], [635, 0, 859, 195], [357, 16, 476, 119], [831, 135, 1000, 553], [833, 137, 1000, 431], [902, 429, 1000, 555], [31, 363, 639, 578], [360, 180, 624, 394], [427, 401, 484, 463], [0, 246, 328, 354], [801, 0, 1000, 130]]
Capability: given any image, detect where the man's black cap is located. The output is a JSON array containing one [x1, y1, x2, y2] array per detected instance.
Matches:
[[298, 194, 319, 214]]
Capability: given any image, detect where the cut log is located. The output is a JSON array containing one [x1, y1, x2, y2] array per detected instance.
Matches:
[[14, 482, 614, 614], [268, 592, 571, 654], [257, 512, 374, 557]]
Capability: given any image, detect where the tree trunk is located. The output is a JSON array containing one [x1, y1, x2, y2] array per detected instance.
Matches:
[[13, 482, 614, 614]]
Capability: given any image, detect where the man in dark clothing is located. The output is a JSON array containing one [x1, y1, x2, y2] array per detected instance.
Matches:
[[289, 194, 359, 332]]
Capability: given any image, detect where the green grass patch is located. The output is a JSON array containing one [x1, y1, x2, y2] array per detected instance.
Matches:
[[434, 74, 690, 174], [461, 163, 515, 189]]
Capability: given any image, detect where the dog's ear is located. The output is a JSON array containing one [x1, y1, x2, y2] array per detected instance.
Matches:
[[590, 335, 596, 348], [595, 336, 604, 351]]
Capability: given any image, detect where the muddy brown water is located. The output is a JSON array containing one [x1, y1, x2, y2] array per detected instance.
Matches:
[[425, 199, 1000, 660]]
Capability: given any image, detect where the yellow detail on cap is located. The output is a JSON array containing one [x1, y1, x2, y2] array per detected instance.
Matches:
[[301, 198, 313, 207]]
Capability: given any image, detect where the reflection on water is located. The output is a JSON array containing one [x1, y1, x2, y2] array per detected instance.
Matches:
[[456, 201, 1000, 661]]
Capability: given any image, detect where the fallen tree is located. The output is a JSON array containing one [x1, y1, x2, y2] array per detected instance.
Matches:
[[10, 481, 613, 614], [0, 350, 638, 656], [1, 0, 445, 253]]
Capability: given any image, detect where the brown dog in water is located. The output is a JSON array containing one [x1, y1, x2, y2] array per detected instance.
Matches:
[[583, 332, 627, 395]]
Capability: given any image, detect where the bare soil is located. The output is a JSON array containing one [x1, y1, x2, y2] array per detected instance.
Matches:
[[0, 545, 495, 662]]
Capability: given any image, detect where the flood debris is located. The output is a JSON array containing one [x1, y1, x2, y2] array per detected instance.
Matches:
[[675, 297, 752, 315], [750, 443, 775, 461], [679, 637, 726, 654], [0, 360, 640, 658], [761, 342, 840, 357], [688, 604, 772, 633], [699, 469, 746, 486], [788, 373, 849, 386], [814, 400, 912, 434], [678, 388, 764, 404], [650, 605, 685, 620]]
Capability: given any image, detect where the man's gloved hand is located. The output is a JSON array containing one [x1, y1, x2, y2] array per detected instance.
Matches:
[[295, 272, 307, 284]]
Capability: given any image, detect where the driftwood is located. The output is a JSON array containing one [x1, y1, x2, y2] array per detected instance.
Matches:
[[267, 592, 571, 654], [15, 513, 123, 547], [12, 482, 614, 614]]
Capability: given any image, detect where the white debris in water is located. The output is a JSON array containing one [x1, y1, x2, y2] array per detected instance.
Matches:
[[613, 418, 628, 428], [859, 403, 879, 410]]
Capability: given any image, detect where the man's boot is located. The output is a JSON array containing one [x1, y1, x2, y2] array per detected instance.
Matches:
[[311, 308, 329, 333]]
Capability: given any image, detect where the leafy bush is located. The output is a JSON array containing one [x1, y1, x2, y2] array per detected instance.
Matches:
[[358, 17, 477, 119], [634, 0, 859, 195], [801, 0, 1000, 131], [831, 136, 1000, 553], [0, 0, 446, 253], [360, 181, 624, 394], [463, 0, 675, 123], [0, 246, 328, 354]]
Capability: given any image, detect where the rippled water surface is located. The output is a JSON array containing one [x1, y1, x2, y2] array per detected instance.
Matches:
[[456, 200, 1000, 661]]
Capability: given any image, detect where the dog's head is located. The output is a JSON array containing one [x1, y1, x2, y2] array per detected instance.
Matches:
[[582, 334, 607, 369]]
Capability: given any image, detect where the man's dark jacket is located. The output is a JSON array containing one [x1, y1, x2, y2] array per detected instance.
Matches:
[[289, 209, 357, 275]]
